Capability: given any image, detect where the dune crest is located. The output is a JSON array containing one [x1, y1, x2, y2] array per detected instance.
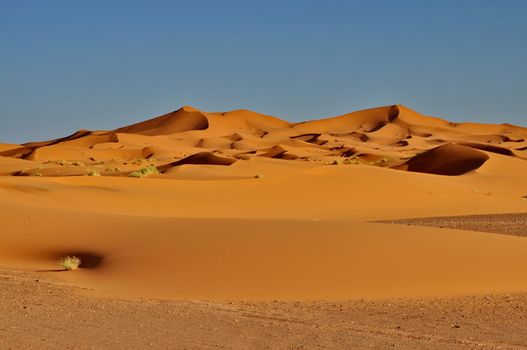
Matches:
[[114, 106, 210, 136]]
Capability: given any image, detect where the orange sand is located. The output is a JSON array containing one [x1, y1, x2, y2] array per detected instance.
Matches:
[[0, 105, 526, 300]]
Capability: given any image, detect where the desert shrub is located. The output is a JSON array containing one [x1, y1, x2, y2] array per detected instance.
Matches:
[[31, 172, 43, 176], [254, 174, 264, 179], [59, 256, 81, 270], [105, 167, 121, 172], [86, 169, 101, 176], [129, 166, 159, 178]]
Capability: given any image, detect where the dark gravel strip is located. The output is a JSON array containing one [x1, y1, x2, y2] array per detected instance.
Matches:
[[377, 213, 527, 237]]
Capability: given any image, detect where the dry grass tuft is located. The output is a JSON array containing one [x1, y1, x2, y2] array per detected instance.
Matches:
[[86, 169, 101, 176], [59, 256, 81, 271], [129, 166, 159, 178]]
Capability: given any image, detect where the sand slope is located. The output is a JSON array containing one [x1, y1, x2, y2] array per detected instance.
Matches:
[[1, 204, 527, 300]]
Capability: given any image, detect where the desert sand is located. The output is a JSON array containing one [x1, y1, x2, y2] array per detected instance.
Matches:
[[1, 104, 526, 348]]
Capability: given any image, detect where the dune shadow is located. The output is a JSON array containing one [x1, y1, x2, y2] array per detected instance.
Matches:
[[36, 268, 67, 273]]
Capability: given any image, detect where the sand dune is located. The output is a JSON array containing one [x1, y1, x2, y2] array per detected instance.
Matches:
[[398, 143, 490, 175], [2, 104, 525, 178], [115, 106, 210, 135], [0, 143, 22, 153], [0, 104, 526, 301]]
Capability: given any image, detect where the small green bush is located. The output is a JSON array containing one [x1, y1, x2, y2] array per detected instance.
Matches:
[[129, 166, 159, 178]]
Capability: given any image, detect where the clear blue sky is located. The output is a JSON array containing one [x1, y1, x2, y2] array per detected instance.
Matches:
[[1, 0, 526, 143]]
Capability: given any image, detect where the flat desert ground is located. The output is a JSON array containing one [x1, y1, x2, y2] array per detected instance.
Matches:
[[1, 105, 526, 349]]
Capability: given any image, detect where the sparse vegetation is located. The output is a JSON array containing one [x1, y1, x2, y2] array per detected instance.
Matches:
[[105, 167, 121, 172], [254, 174, 264, 179], [44, 160, 85, 166], [31, 172, 43, 177], [343, 158, 359, 165], [370, 157, 392, 167], [59, 256, 81, 271], [86, 169, 101, 176], [44, 160, 67, 165], [129, 166, 159, 178], [132, 158, 148, 165]]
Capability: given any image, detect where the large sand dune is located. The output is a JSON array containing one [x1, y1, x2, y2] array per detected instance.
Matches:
[[2, 104, 526, 178], [1, 104, 526, 301]]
